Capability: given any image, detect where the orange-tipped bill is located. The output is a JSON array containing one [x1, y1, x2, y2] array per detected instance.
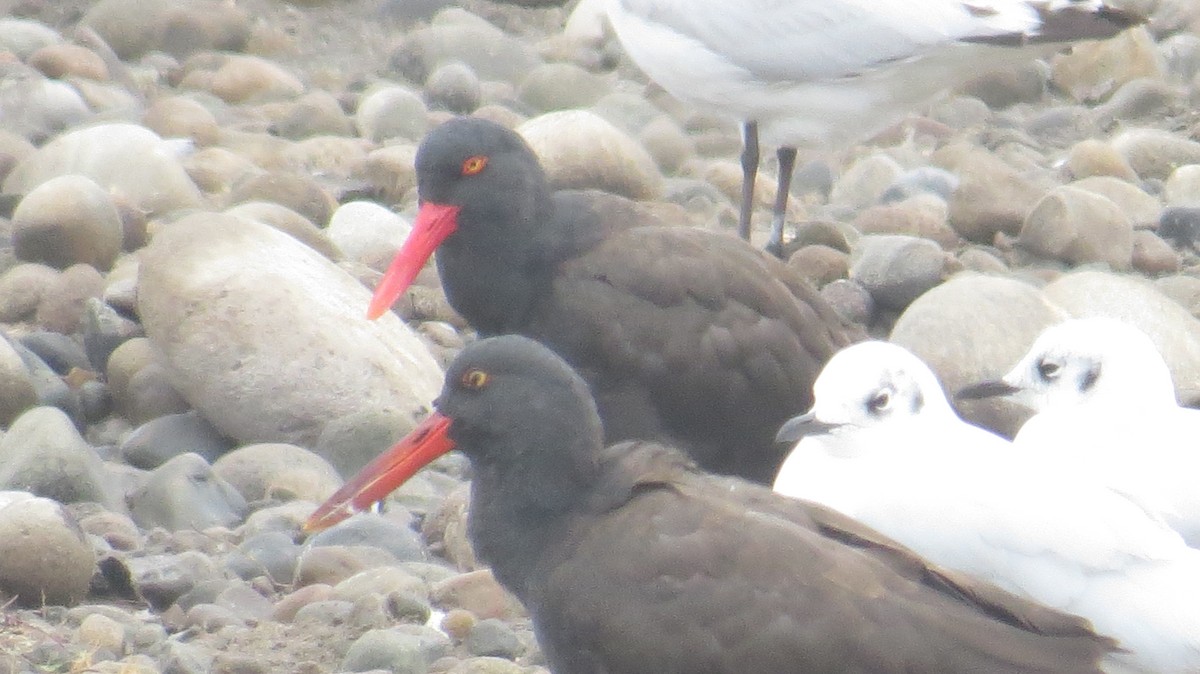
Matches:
[[303, 413, 455, 532], [366, 202, 461, 319]]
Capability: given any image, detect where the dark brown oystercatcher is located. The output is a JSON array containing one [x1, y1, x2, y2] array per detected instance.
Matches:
[[305, 335, 1115, 673], [369, 116, 861, 484]]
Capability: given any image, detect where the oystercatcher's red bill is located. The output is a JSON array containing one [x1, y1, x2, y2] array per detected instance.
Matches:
[[366, 202, 461, 320], [303, 413, 454, 532]]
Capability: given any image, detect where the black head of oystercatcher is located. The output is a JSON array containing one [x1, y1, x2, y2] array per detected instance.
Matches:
[[369, 116, 862, 484], [306, 334, 1115, 673]]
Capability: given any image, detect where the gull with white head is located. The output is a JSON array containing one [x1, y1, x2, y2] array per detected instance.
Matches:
[[959, 317, 1200, 546], [603, 0, 1138, 254], [776, 340, 1200, 673]]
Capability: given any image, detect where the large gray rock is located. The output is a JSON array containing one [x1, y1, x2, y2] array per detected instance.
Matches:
[[0, 491, 95, 606], [890, 274, 1066, 437], [1042, 271, 1200, 400], [127, 453, 247, 531], [137, 213, 442, 447], [3, 124, 204, 218]]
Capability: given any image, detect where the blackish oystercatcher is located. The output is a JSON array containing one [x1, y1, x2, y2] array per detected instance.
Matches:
[[774, 340, 1200, 673], [958, 317, 1200, 548], [369, 116, 861, 484], [306, 335, 1116, 673], [604, 0, 1138, 254]]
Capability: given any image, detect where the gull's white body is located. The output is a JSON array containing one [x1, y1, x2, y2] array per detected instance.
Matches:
[[1002, 318, 1200, 547], [774, 341, 1200, 674], [605, 0, 1123, 149]]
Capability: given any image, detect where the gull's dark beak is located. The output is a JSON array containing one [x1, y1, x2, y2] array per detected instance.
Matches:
[[775, 411, 841, 443], [956, 380, 1020, 401]]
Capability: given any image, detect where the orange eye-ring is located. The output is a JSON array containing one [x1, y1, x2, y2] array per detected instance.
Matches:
[[461, 368, 490, 390], [462, 155, 488, 176]]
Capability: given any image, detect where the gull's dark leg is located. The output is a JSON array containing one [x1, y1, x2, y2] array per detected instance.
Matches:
[[738, 121, 760, 242], [765, 146, 797, 259]]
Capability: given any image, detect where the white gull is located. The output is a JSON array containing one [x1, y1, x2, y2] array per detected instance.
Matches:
[[775, 340, 1200, 674], [960, 316, 1200, 547], [604, 0, 1137, 253]]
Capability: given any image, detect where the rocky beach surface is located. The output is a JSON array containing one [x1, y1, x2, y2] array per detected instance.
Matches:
[[0, 0, 1199, 671]]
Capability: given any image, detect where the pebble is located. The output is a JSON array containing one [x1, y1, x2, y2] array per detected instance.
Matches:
[[1063, 138, 1139, 182], [137, 213, 442, 448], [465, 619, 523, 660], [518, 62, 610, 112], [1018, 185, 1134, 270], [120, 411, 233, 470], [127, 453, 247, 531], [1111, 127, 1200, 180], [356, 85, 431, 143], [327, 201, 413, 270], [519, 110, 664, 200], [0, 491, 96, 606], [308, 513, 429, 564], [0, 406, 115, 507], [424, 61, 483, 114], [849, 235, 947, 311], [1163, 164, 1200, 206], [1050, 27, 1163, 102], [212, 442, 341, 503], [11, 174, 124, 271], [340, 627, 449, 674], [1068, 176, 1161, 228], [1131, 229, 1181, 276], [940, 145, 1043, 242], [785, 245, 849, 288], [1159, 205, 1200, 249]]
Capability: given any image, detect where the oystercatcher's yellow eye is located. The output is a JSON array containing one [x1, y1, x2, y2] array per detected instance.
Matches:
[[461, 368, 490, 390], [461, 155, 488, 176]]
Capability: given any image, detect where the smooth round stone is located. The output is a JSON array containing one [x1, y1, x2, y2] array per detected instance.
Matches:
[[447, 657, 526, 674], [29, 43, 109, 81], [137, 213, 442, 448], [77, 613, 126, 653], [1018, 186, 1134, 270], [12, 174, 123, 271], [313, 408, 414, 478], [80, 0, 174, 59], [294, 545, 401, 588], [77, 509, 142, 551], [957, 61, 1046, 109], [785, 245, 848, 288], [156, 3, 251, 59], [956, 247, 1008, 273], [228, 173, 337, 228], [361, 144, 419, 205], [1051, 27, 1162, 101], [1163, 164, 1200, 206], [1110, 127, 1200, 181], [940, 146, 1042, 242], [0, 75, 91, 143], [637, 116, 694, 175], [35, 263, 105, 334], [0, 492, 95, 606], [3, 124, 204, 217], [120, 411, 232, 470], [421, 483, 475, 571], [127, 453, 247, 531], [355, 85, 429, 144], [15, 343, 76, 419], [1068, 176, 1161, 228], [849, 235, 946, 311], [127, 551, 221, 611], [271, 91, 355, 140], [819, 279, 875, 330], [0, 337, 38, 425], [226, 530, 301, 583], [430, 570, 524, 621], [424, 61, 482, 114], [1092, 77, 1183, 126], [272, 583, 334, 622], [308, 513, 428, 564], [880, 166, 960, 203], [465, 619, 522, 660], [105, 337, 190, 425], [1063, 138, 1138, 181], [0, 18, 61, 58], [206, 55, 305, 104], [1131, 229, 1180, 276], [225, 201, 340, 260], [1159, 206, 1200, 248], [327, 201, 412, 271], [890, 274, 1064, 438], [829, 153, 904, 212], [142, 96, 220, 146], [0, 406, 114, 506], [341, 628, 446, 674], [212, 443, 341, 503], [0, 263, 58, 323], [851, 194, 957, 248], [518, 110, 664, 200], [388, 21, 538, 85], [19, 331, 89, 374], [1161, 32, 1200, 81], [1042, 270, 1200, 396], [518, 62, 610, 112], [331, 567, 429, 606]]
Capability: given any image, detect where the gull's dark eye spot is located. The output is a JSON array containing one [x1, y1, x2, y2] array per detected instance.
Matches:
[[867, 390, 892, 415], [1036, 359, 1061, 381]]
